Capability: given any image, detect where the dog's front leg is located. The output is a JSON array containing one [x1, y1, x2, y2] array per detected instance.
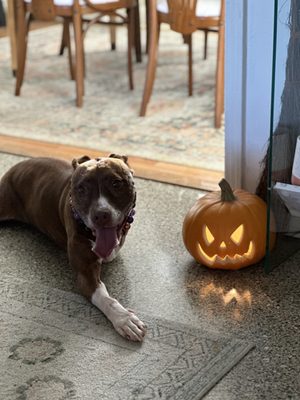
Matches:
[[68, 236, 146, 342], [91, 281, 146, 342]]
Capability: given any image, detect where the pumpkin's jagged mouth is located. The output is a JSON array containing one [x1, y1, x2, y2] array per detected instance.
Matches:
[[197, 241, 254, 266]]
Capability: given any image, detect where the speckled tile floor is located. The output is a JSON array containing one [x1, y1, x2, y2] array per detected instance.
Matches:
[[0, 153, 299, 399]]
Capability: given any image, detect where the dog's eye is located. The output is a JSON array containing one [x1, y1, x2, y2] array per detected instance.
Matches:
[[112, 179, 123, 189]]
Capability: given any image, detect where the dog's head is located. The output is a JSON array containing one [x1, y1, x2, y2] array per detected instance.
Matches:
[[70, 154, 136, 259]]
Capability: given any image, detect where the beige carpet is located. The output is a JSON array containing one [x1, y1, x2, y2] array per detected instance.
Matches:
[[0, 20, 224, 171]]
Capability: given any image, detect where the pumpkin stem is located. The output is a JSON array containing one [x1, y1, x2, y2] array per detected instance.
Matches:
[[219, 179, 237, 202]]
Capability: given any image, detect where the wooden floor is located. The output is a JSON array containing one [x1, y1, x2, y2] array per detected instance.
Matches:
[[0, 134, 222, 191]]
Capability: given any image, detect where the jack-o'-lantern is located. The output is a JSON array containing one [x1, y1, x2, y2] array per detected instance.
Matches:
[[182, 179, 275, 270]]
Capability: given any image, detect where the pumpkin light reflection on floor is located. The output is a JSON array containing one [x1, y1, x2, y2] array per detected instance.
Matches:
[[187, 281, 252, 321]]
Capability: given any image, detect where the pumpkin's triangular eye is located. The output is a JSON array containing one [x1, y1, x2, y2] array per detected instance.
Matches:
[[230, 224, 244, 244], [203, 225, 215, 244]]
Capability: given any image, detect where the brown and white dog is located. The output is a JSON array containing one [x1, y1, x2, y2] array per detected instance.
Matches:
[[0, 154, 146, 342]]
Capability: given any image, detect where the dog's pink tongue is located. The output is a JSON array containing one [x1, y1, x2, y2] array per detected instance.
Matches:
[[92, 227, 119, 259]]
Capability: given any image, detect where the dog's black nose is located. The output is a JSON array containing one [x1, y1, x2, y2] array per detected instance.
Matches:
[[92, 209, 112, 226]]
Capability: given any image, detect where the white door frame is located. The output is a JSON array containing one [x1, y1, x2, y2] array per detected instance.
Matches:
[[225, 0, 276, 193]]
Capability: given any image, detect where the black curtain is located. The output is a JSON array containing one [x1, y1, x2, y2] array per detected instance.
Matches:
[[256, 0, 300, 200], [0, 1, 6, 27]]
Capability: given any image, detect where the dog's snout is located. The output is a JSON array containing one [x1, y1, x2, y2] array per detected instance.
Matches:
[[92, 208, 112, 226]]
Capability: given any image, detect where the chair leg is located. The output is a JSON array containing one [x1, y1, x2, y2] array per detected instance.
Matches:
[[15, 1, 29, 96], [145, 0, 150, 54], [81, 18, 86, 80], [6, 0, 18, 76], [157, 19, 161, 43], [127, 7, 134, 90], [134, 1, 142, 62], [215, 20, 224, 128], [110, 16, 116, 50], [61, 18, 75, 81], [59, 18, 68, 55], [203, 29, 208, 59], [139, 8, 159, 117], [187, 34, 193, 96], [72, 6, 84, 107]]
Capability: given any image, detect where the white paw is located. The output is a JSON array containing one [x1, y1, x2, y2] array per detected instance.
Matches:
[[110, 302, 147, 342], [91, 284, 147, 342]]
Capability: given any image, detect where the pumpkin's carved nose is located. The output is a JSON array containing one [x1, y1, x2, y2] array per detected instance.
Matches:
[[220, 241, 226, 249]]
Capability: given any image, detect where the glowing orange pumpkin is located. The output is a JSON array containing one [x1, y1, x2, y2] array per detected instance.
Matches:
[[182, 179, 275, 270]]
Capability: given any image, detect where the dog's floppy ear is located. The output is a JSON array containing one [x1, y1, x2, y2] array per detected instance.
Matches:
[[109, 154, 134, 176], [72, 155, 90, 169], [109, 153, 134, 175], [109, 153, 129, 165]]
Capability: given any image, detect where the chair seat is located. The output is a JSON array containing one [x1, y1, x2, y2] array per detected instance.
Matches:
[[24, 0, 119, 6], [157, 0, 221, 18]]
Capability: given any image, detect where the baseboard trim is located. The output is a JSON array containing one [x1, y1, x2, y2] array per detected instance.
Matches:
[[0, 133, 222, 191]]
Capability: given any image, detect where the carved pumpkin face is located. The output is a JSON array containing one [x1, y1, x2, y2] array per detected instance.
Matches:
[[182, 179, 276, 270], [199, 222, 254, 265]]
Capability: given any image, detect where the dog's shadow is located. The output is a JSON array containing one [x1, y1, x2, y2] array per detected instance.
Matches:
[[0, 221, 131, 303]]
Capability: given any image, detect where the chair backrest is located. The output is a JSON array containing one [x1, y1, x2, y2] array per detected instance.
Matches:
[[167, 0, 197, 34], [31, 0, 56, 21]]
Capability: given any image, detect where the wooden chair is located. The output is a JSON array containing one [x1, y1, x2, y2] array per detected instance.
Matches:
[[15, 0, 138, 107], [140, 0, 225, 128]]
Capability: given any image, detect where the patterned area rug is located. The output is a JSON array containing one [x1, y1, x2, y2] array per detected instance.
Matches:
[[0, 277, 252, 400], [0, 19, 224, 171]]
